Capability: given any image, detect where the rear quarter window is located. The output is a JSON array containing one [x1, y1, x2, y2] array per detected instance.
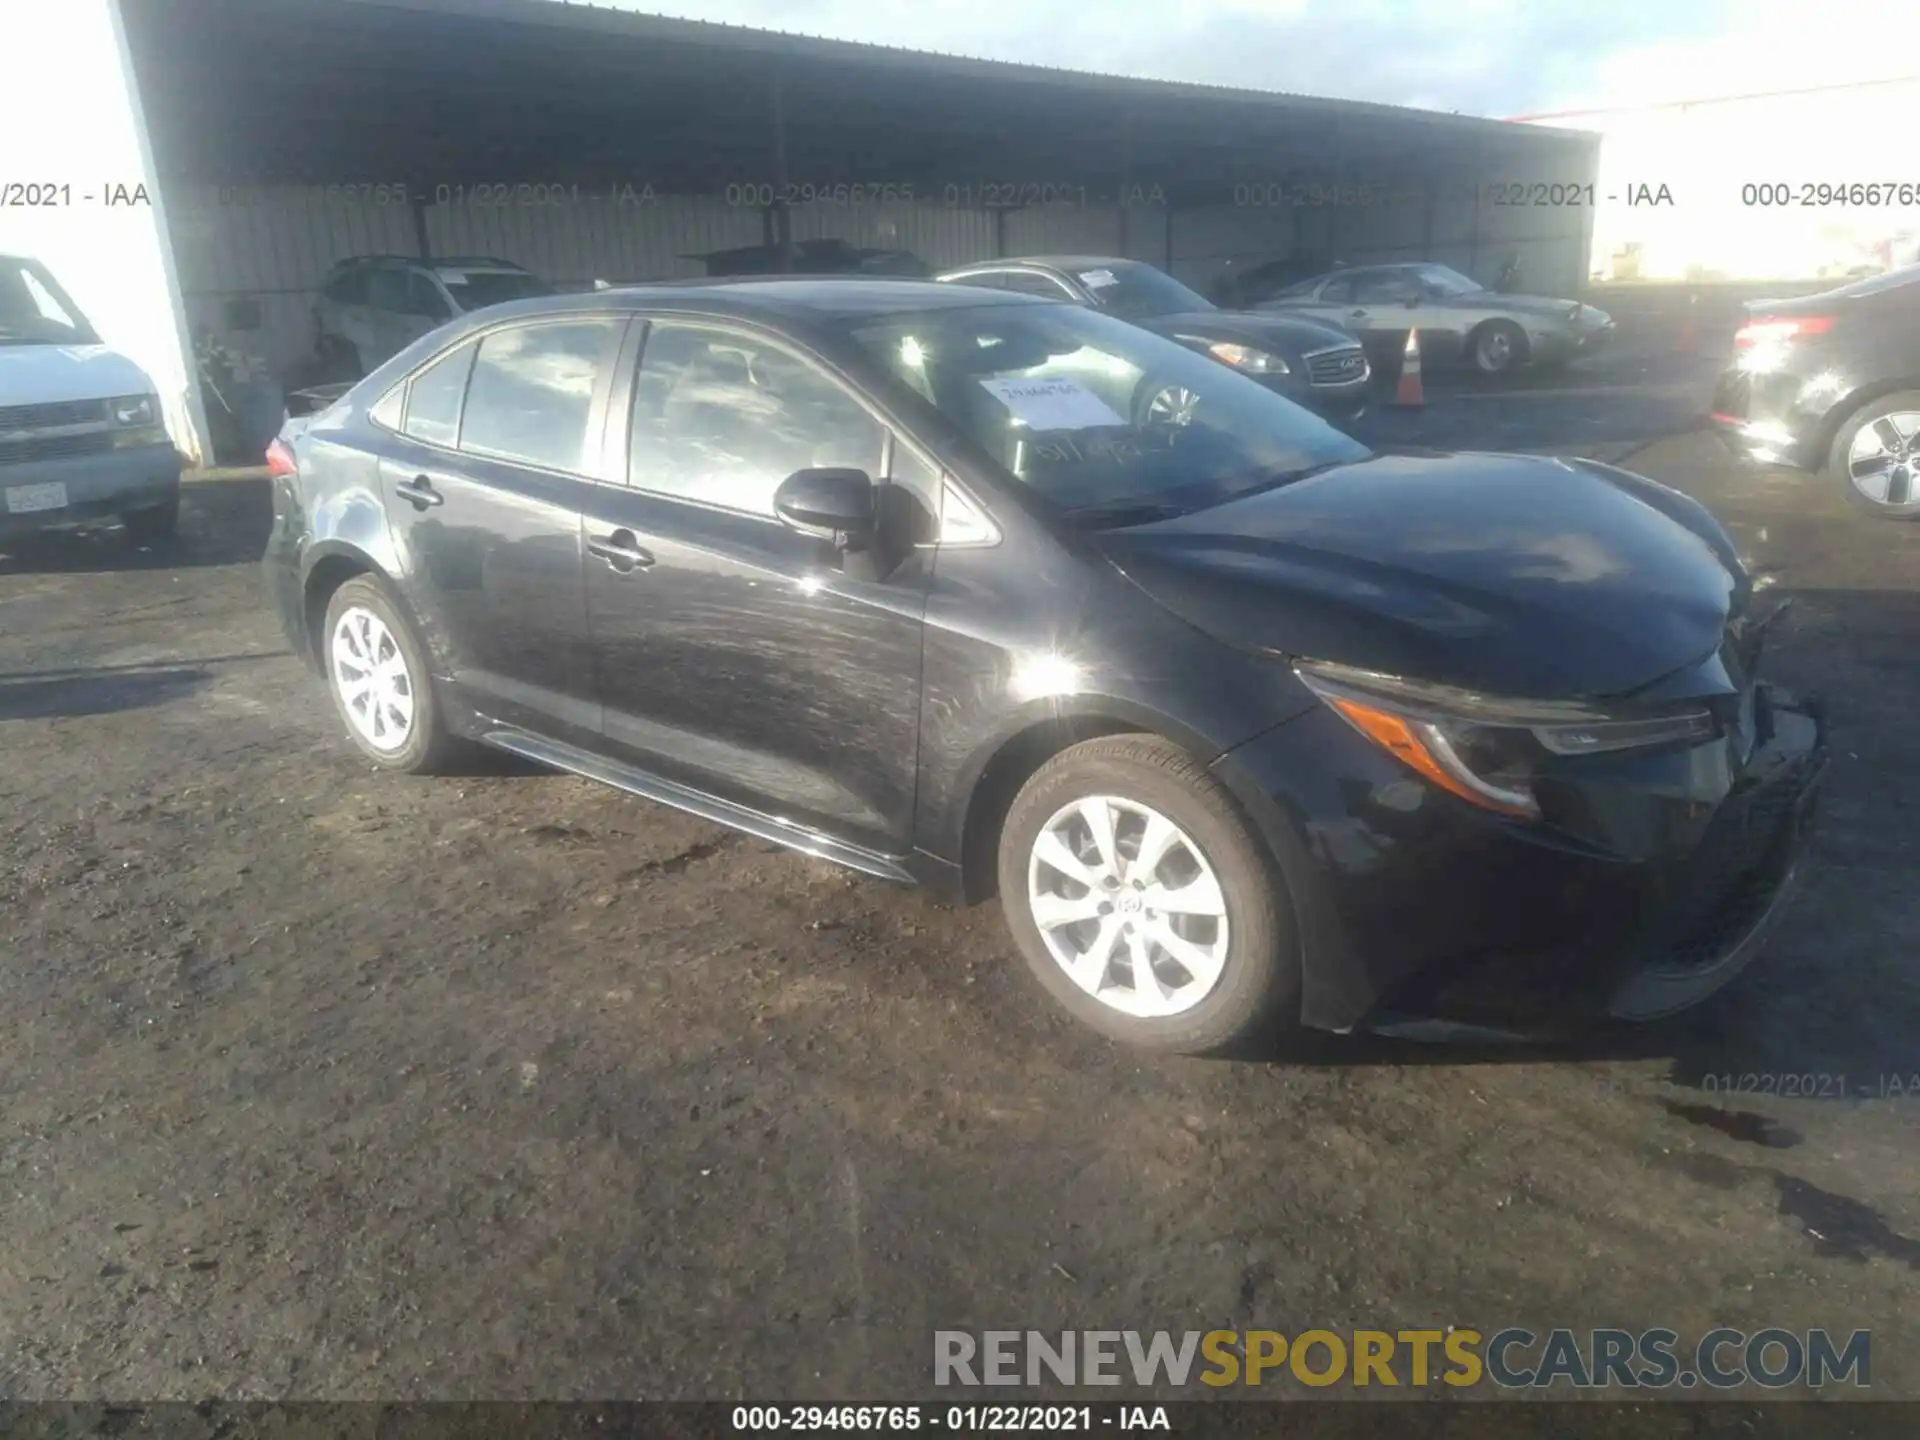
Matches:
[[401, 341, 478, 447]]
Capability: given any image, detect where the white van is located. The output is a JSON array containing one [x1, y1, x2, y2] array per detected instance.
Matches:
[[0, 254, 181, 544]]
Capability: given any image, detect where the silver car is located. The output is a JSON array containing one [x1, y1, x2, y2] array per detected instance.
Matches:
[[1259, 263, 1614, 376], [313, 256, 552, 378]]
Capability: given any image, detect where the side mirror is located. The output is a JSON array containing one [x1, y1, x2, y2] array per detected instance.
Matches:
[[773, 467, 876, 548]]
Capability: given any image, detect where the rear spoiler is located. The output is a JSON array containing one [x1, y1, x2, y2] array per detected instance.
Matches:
[[287, 382, 351, 418]]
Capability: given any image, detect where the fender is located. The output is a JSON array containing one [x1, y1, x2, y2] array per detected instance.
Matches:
[[296, 508, 452, 683]]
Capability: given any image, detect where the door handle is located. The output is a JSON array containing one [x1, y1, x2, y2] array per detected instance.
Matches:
[[394, 475, 443, 509], [1349, 308, 1368, 318], [588, 529, 656, 573]]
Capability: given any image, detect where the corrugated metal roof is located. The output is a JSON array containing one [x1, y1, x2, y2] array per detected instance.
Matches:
[[349, 0, 1595, 141]]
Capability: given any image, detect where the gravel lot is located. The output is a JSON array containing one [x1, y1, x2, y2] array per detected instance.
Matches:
[[2, 354, 1918, 1410]]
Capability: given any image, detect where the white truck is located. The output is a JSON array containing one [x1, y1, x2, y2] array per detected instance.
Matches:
[[0, 254, 181, 544]]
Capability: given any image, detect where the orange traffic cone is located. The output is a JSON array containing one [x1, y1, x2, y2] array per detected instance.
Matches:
[[1393, 328, 1425, 407]]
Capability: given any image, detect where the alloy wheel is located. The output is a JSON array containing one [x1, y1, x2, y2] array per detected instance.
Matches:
[[1846, 412, 1920, 506], [1478, 328, 1513, 371], [1144, 385, 1201, 427], [330, 605, 416, 752], [1026, 795, 1230, 1019]]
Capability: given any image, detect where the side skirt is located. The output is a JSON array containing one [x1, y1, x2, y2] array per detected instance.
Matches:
[[482, 728, 918, 885]]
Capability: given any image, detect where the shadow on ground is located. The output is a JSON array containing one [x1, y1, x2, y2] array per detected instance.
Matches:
[[0, 477, 272, 575]]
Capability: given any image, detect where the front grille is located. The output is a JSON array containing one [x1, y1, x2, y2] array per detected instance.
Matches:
[[0, 399, 110, 432], [0, 431, 115, 465], [1306, 347, 1369, 386]]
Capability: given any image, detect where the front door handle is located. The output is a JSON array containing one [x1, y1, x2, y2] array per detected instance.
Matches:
[[1349, 308, 1369, 319], [394, 475, 443, 509], [588, 529, 656, 573]]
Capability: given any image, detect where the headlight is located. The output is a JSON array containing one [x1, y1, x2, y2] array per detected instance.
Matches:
[[1180, 337, 1289, 375], [1294, 660, 1718, 820], [112, 394, 157, 427]]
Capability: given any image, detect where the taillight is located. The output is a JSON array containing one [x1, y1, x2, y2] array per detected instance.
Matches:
[[264, 438, 297, 477], [1733, 316, 1834, 348]]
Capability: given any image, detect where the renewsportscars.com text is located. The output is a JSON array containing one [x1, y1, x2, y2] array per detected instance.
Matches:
[[933, 1328, 1870, 1390]]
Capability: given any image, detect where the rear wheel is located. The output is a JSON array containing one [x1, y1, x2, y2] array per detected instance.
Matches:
[[1470, 319, 1527, 376], [1828, 391, 1920, 520], [322, 576, 465, 772], [1133, 375, 1202, 429], [996, 735, 1298, 1054]]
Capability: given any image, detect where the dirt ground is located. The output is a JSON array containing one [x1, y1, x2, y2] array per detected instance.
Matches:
[[2, 359, 1919, 1409]]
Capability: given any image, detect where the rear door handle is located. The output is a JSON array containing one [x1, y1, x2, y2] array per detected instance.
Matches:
[[394, 475, 443, 509], [1349, 308, 1368, 318], [588, 529, 655, 573]]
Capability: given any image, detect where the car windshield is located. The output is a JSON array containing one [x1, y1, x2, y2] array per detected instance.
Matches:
[[0, 258, 100, 346], [850, 301, 1370, 523], [1418, 265, 1483, 296], [1077, 263, 1215, 319], [438, 269, 550, 311], [1267, 276, 1327, 300]]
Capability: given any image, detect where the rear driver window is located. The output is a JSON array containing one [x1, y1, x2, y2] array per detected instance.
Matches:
[[402, 341, 476, 447], [459, 319, 622, 472]]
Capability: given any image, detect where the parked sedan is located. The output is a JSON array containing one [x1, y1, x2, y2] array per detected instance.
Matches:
[[265, 279, 1823, 1055], [1261, 262, 1614, 376], [1710, 264, 1920, 521], [936, 256, 1371, 424]]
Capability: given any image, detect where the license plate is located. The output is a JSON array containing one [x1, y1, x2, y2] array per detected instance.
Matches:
[[5, 481, 68, 514]]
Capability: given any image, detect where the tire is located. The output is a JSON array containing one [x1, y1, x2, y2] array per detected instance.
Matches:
[[122, 494, 180, 546], [996, 734, 1299, 1054], [1132, 374, 1202, 429], [1827, 390, 1920, 521], [1470, 319, 1527, 376], [321, 575, 465, 773]]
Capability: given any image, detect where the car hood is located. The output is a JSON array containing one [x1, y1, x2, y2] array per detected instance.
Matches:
[[1136, 310, 1358, 355], [1091, 451, 1750, 701], [0, 343, 154, 407]]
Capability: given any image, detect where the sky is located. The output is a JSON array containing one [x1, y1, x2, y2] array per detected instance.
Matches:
[[579, 0, 1920, 119]]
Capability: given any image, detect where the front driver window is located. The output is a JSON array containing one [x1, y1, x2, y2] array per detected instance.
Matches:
[[407, 273, 451, 320], [1351, 272, 1418, 304], [628, 324, 885, 518]]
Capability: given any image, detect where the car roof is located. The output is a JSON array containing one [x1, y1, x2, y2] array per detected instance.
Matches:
[[469, 277, 1049, 324], [950, 255, 1137, 276], [325, 255, 530, 273]]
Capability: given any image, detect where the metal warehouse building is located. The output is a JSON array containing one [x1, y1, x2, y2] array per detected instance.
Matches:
[[3, 0, 1600, 462]]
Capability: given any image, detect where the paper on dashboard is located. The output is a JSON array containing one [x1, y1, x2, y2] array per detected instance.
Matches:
[[978, 377, 1127, 431]]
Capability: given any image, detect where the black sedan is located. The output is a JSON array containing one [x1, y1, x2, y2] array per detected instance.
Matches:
[[935, 256, 1372, 424], [264, 279, 1825, 1055], [1710, 264, 1920, 521]]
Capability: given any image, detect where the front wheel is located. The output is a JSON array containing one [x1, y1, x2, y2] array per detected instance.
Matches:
[[1470, 319, 1527, 376], [322, 576, 465, 772], [1828, 391, 1920, 520], [996, 735, 1299, 1054]]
